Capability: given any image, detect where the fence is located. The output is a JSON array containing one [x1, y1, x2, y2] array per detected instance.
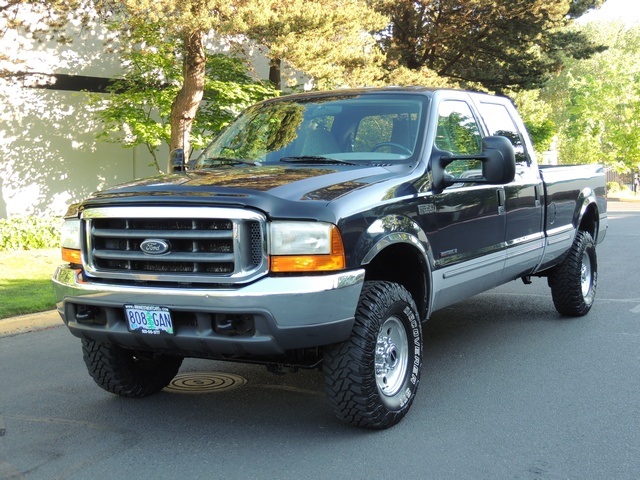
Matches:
[[605, 169, 633, 187]]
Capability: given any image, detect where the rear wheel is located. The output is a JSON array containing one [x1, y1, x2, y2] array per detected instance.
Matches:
[[82, 339, 183, 397], [548, 231, 597, 317], [323, 281, 423, 429]]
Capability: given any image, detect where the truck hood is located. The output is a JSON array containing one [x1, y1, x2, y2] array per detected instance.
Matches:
[[87, 164, 412, 206]]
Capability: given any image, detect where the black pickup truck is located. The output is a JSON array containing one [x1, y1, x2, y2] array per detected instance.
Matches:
[[53, 87, 607, 428]]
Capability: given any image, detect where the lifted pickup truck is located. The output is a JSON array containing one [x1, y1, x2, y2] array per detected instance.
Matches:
[[53, 87, 607, 429]]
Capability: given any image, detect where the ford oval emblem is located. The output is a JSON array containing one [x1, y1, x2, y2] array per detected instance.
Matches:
[[140, 239, 171, 255]]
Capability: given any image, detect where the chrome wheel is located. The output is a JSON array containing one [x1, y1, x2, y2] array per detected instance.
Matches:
[[581, 252, 592, 298], [375, 315, 409, 397]]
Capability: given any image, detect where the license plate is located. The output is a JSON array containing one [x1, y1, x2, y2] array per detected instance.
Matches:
[[125, 304, 174, 335]]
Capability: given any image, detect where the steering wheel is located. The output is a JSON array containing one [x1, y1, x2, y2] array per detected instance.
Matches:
[[371, 142, 412, 155]]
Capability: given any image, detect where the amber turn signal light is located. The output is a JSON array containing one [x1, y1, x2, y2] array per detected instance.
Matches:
[[62, 247, 82, 265]]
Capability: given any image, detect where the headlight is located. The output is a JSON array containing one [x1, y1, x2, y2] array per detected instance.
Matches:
[[269, 222, 345, 272], [60, 218, 82, 264]]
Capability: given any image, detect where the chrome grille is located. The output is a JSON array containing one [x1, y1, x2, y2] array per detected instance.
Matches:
[[82, 207, 267, 284]]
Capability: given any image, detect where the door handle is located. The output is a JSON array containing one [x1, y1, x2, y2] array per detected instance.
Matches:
[[497, 188, 506, 215]]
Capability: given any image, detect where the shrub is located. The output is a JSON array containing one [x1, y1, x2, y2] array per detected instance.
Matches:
[[0, 216, 62, 251], [606, 181, 621, 194]]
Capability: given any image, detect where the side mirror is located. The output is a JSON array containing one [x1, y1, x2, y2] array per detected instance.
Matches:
[[481, 136, 516, 184], [431, 135, 516, 190], [169, 148, 186, 173]]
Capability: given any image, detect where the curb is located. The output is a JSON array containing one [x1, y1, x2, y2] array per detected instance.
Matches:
[[608, 196, 640, 203], [0, 310, 62, 338]]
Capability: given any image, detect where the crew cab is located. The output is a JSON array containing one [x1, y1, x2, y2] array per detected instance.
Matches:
[[53, 87, 607, 428]]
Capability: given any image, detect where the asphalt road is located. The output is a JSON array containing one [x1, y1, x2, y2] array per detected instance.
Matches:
[[1, 201, 639, 480]]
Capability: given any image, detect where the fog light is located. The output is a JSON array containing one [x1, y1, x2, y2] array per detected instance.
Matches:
[[214, 314, 255, 336]]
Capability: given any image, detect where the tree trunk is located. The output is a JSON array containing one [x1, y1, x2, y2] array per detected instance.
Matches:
[[169, 30, 206, 167], [269, 58, 281, 90]]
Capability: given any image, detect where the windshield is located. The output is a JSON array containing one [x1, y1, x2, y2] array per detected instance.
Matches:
[[193, 93, 427, 168]]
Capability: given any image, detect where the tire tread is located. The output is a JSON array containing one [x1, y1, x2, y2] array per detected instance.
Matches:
[[82, 339, 183, 397]]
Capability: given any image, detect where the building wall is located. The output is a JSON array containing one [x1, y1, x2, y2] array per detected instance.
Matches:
[[0, 15, 164, 218], [0, 87, 164, 218], [0, 13, 275, 219]]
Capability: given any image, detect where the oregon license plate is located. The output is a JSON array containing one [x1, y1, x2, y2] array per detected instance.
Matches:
[[125, 304, 174, 335]]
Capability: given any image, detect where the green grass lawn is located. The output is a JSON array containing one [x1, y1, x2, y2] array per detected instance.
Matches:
[[0, 249, 60, 319]]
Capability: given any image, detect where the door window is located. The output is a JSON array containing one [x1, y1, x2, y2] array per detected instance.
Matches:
[[436, 100, 483, 180]]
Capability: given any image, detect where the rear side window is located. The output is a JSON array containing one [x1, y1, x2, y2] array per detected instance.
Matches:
[[478, 102, 529, 165]]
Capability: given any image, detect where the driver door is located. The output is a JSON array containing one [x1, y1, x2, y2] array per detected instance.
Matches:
[[427, 97, 507, 310]]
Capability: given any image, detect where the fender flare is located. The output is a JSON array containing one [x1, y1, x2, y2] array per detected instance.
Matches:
[[356, 214, 432, 265], [352, 214, 435, 319], [575, 187, 600, 240]]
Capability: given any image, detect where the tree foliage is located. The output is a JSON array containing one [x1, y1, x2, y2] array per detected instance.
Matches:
[[236, 0, 388, 89], [3, 0, 618, 174], [371, 0, 606, 92], [90, 24, 276, 170], [541, 22, 640, 172], [91, 0, 254, 158]]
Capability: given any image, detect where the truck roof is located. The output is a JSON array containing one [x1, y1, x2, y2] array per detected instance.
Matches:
[[257, 86, 509, 105]]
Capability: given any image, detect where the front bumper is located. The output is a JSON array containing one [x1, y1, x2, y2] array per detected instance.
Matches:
[[52, 266, 365, 357]]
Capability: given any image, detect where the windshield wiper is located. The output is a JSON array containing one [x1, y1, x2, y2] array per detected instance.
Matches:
[[279, 156, 356, 166], [200, 157, 258, 167]]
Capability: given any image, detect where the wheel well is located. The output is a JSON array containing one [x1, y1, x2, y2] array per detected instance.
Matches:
[[579, 203, 598, 238], [363, 243, 429, 320]]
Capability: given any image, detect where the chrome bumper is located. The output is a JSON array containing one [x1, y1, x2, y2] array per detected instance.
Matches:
[[52, 267, 365, 356]]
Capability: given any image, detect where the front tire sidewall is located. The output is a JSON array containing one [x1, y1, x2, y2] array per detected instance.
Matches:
[[323, 281, 423, 428]]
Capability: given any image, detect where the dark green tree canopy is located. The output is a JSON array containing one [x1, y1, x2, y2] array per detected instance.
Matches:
[[373, 0, 606, 92]]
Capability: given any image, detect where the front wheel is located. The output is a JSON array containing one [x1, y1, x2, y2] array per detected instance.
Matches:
[[323, 281, 423, 429], [548, 231, 598, 317], [82, 339, 183, 397]]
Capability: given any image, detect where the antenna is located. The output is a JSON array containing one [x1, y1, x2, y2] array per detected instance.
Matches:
[[181, 114, 189, 171]]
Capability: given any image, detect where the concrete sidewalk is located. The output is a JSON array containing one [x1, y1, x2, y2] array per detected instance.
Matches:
[[0, 310, 62, 337]]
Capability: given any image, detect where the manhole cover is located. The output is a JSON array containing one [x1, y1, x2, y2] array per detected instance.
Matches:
[[165, 372, 247, 394]]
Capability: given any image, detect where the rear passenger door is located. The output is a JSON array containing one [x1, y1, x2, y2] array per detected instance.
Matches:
[[474, 99, 545, 281]]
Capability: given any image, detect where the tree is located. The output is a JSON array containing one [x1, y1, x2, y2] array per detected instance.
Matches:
[[92, 0, 255, 161], [371, 0, 606, 92], [91, 42, 277, 170], [510, 89, 556, 153], [541, 22, 640, 172], [236, 0, 388, 90]]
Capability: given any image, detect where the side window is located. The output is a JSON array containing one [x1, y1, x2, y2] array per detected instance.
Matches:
[[478, 102, 528, 165], [436, 100, 483, 181], [436, 100, 482, 155]]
